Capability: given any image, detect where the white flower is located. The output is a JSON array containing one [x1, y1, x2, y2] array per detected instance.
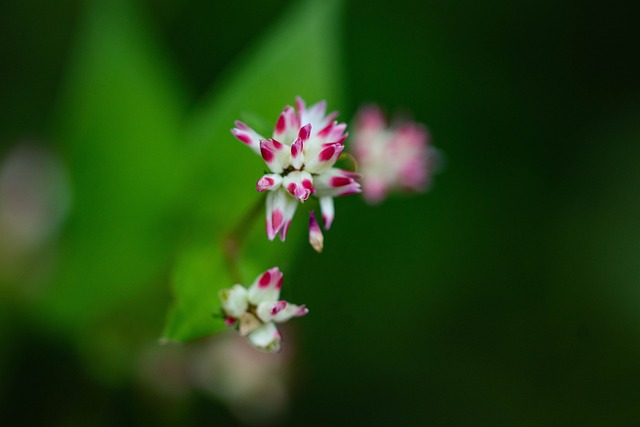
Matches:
[[219, 267, 308, 352], [232, 97, 361, 246], [352, 105, 435, 204]]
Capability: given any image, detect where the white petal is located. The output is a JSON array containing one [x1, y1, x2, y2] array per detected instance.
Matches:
[[218, 285, 248, 318], [319, 196, 335, 229], [247, 322, 281, 352]]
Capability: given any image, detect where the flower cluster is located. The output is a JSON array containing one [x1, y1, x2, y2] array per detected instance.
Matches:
[[352, 105, 434, 204], [220, 98, 437, 352], [219, 267, 308, 352], [232, 97, 361, 248]]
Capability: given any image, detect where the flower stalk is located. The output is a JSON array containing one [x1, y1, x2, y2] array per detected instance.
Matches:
[[222, 194, 267, 284]]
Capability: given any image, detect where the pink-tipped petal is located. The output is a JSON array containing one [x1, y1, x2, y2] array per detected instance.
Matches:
[[265, 189, 289, 240], [327, 122, 348, 141], [299, 123, 312, 141], [295, 97, 306, 116], [256, 300, 288, 323], [309, 211, 324, 253], [278, 192, 299, 241], [304, 143, 344, 174], [231, 121, 266, 155], [265, 187, 299, 242], [256, 174, 282, 192], [317, 121, 335, 138], [272, 302, 309, 322], [248, 267, 283, 305], [233, 120, 250, 131], [314, 168, 362, 198], [275, 112, 286, 134], [283, 171, 314, 202], [290, 137, 305, 170], [333, 133, 348, 146], [300, 99, 330, 130], [296, 98, 336, 133], [320, 145, 336, 162], [271, 209, 284, 235], [273, 106, 300, 142], [319, 196, 335, 229], [271, 300, 287, 315], [308, 100, 327, 121], [257, 300, 308, 323], [259, 139, 290, 174]]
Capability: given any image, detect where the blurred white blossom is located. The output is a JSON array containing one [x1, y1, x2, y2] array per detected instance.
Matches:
[[0, 142, 71, 284], [352, 105, 436, 204]]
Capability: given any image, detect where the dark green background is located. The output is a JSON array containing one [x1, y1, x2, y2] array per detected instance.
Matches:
[[1, 0, 639, 425]]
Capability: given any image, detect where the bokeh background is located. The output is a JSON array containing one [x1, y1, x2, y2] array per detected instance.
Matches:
[[1, 0, 639, 425]]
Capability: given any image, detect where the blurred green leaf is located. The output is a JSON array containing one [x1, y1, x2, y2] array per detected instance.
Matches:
[[40, 0, 187, 333], [162, 0, 345, 342]]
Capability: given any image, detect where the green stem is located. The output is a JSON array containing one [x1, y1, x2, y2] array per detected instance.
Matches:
[[222, 194, 267, 283]]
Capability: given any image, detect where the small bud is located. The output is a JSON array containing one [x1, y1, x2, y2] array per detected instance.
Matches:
[[308, 211, 324, 253]]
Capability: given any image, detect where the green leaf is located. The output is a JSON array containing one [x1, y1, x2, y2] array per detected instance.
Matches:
[[40, 0, 187, 333], [162, 0, 345, 342]]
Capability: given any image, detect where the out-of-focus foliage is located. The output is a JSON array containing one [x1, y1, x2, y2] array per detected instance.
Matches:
[[42, 0, 186, 333]]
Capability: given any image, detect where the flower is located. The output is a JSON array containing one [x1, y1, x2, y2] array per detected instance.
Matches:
[[218, 267, 308, 352], [352, 105, 435, 204], [188, 331, 295, 425], [232, 97, 361, 246]]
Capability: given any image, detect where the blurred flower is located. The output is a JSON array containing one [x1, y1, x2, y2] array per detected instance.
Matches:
[[138, 330, 297, 425], [219, 267, 308, 352], [188, 330, 295, 425], [0, 142, 72, 285], [352, 105, 435, 204], [232, 97, 361, 245]]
